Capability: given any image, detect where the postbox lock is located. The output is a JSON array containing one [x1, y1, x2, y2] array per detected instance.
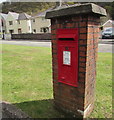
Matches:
[[61, 77, 65, 80], [65, 47, 69, 50]]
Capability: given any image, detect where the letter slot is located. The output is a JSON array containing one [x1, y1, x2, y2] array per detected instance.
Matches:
[[58, 34, 76, 41]]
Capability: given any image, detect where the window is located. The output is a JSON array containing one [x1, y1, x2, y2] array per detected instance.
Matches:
[[33, 29, 36, 33], [18, 28, 22, 34], [40, 28, 43, 32], [2, 20, 4, 26], [40, 27, 49, 33], [9, 21, 13, 25], [33, 19, 35, 22], [18, 21, 20, 24], [9, 30, 14, 34]]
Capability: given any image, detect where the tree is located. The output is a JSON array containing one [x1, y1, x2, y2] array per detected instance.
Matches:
[[111, 2, 114, 20]]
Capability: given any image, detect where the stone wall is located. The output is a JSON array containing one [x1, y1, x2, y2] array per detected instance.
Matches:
[[11, 33, 51, 40]]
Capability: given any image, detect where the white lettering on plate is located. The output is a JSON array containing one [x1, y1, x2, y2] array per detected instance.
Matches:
[[63, 51, 71, 65]]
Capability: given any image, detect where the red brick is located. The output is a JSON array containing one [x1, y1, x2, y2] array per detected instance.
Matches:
[[88, 21, 95, 27], [80, 28, 87, 34], [51, 14, 99, 118], [79, 34, 87, 39], [79, 46, 87, 51], [79, 62, 86, 68], [74, 22, 79, 28], [87, 33, 94, 39], [79, 72, 86, 78], [79, 57, 86, 62], [80, 21, 87, 27], [79, 51, 87, 57], [79, 67, 86, 72], [88, 27, 94, 33], [66, 23, 74, 28]]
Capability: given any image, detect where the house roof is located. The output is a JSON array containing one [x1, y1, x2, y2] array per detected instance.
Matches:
[[8, 11, 19, 20], [103, 20, 114, 26], [31, 4, 71, 19], [32, 8, 53, 18], [0, 13, 7, 20], [18, 13, 31, 20]]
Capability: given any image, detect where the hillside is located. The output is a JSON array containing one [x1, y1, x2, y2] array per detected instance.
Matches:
[[2, 2, 56, 15], [1, 2, 114, 19]]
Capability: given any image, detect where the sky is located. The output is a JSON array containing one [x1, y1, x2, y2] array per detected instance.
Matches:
[[0, 0, 6, 3]]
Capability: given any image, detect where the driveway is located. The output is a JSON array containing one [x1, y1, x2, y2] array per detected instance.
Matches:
[[0, 39, 113, 53]]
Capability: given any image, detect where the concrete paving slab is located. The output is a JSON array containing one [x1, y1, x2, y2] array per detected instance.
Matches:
[[1, 101, 31, 119]]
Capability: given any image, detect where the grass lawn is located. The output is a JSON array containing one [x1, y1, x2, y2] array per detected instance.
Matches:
[[2, 44, 112, 118]]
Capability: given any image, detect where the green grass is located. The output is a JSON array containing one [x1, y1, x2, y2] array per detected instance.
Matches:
[[89, 53, 112, 118], [2, 44, 112, 118], [2, 44, 52, 102]]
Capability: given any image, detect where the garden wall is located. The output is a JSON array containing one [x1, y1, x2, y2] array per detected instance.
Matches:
[[11, 33, 51, 41]]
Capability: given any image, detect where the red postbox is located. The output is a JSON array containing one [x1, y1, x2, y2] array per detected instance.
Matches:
[[57, 28, 78, 87]]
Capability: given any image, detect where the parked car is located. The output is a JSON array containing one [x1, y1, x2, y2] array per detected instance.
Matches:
[[102, 27, 114, 39]]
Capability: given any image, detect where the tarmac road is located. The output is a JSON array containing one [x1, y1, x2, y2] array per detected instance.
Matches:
[[98, 39, 113, 53], [0, 39, 113, 53], [98, 44, 113, 53], [0, 40, 51, 47]]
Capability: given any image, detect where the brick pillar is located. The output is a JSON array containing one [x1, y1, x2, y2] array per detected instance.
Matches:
[[46, 3, 106, 118]]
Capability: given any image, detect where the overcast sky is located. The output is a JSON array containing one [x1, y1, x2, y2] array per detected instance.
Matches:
[[0, 0, 6, 3]]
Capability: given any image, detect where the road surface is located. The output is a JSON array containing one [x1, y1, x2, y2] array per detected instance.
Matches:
[[0, 39, 113, 53], [0, 40, 51, 47]]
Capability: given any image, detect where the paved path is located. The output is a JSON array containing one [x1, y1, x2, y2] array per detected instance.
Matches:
[[1, 101, 31, 119], [0, 39, 113, 53], [2, 110, 11, 118], [0, 40, 51, 47], [98, 44, 113, 53]]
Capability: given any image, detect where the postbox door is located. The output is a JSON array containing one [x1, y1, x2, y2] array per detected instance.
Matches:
[[58, 44, 78, 87]]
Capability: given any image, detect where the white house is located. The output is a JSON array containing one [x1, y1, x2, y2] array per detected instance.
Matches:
[[2, 10, 52, 35], [31, 9, 51, 33], [0, 13, 7, 33], [17, 13, 32, 34], [6, 11, 19, 34], [6, 12, 32, 34], [102, 20, 114, 30]]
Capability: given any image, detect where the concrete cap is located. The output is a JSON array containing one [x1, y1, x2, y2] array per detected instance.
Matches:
[[45, 3, 107, 19]]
